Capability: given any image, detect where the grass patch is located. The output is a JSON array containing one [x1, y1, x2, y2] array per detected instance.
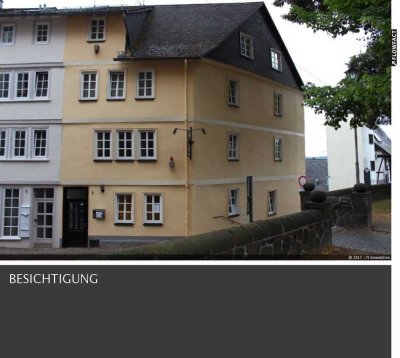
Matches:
[[372, 198, 391, 224]]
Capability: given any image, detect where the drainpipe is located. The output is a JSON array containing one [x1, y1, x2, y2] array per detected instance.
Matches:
[[184, 59, 189, 237]]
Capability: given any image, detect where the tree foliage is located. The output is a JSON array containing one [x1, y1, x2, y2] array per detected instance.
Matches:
[[273, 0, 391, 128]]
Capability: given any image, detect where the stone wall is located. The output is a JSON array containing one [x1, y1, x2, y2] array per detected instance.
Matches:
[[117, 206, 332, 259]]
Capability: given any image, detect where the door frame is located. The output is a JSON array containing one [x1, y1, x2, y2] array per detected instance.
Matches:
[[62, 187, 89, 248]]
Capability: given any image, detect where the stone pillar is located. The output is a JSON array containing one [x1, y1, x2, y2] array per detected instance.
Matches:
[[303, 191, 333, 249], [349, 191, 372, 228], [299, 183, 315, 210]]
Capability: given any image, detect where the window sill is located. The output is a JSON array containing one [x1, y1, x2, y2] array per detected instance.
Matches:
[[114, 223, 134, 226], [0, 99, 50, 103], [135, 97, 155, 101], [115, 159, 134, 162], [240, 54, 254, 60], [228, 103, 240, 108], [228, 158, 240, 162], [0, 159, 49, 162], [268, 212, 277, 217], [87, 39, 106, 43], [138, 159, 157, 162], [274, 114, 283, 117], [93, 159, 113, 162], [79, 99, 98, 102], [0, 237, 21, 241], [272, 68, 283, 73], [143, 222, 163, 226], [107, 98, 126, 102], [274, 159, 282, 162], [228, 214, 240, 218]]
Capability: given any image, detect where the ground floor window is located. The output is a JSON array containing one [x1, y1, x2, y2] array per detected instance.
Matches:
[[115, 193, 134, 224], [143, 193, 163, 224], [228, 188, 239, 216], [2, 188, 20, 237], [268, 190, 277, 216]]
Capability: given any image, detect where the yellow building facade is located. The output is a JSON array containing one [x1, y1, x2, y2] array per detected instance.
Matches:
[[59, 3, 305, 246]]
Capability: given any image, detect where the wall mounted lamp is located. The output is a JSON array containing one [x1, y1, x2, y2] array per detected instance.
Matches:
[[169, 156, 175, 168], [94, 44, 100, 54], [100, 184, 105, 193]]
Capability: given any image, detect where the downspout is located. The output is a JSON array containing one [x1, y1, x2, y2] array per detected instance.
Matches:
[[184, 59, 189, 237]]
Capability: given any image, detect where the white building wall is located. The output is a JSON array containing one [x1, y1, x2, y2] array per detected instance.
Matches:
[[0, 16, 65, 248], [327, 122, 378, 191]]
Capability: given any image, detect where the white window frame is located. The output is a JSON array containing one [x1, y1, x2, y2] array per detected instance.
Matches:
[[0, 129, 8, 159], [268, 190, 277, 216], [15, 71, 30, 99], [0, 72, 11, 101], [114, 193, 134, 224], [274, 137, 282, 161], [136, 69, 155, 99], [88, 17, 106, 42], [34, 22, 50, 45], [271, 48, 282, 72], [228, 79, 239, 106], [138, 129, 157, 160], [80, 71, 99, 101], [0, 23, 16, 46], [94, 130, 112, 160], [1, 188, 21, 239], [228, 188, 239, 217], [240, 32, 254, 59], [228, 133, 240, 161], [274, 91, 283, 116], [116, 130, 134, 160], [143, 193, 164, 225], [12, 128, 28, 159], [34, 71, 50, 99], [32, 128, 48, 159], [107, 70, 126, 100]]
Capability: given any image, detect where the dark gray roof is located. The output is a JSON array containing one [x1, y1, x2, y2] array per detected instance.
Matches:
[[0, 5, 139, 16], [374, 127, 391, 155], [124, 3, 263, 59], [306, 157, 329, 192]]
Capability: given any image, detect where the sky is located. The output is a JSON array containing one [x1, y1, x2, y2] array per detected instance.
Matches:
[[2, 0, 393, 157]]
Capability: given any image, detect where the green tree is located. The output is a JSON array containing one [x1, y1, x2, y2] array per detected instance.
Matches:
[[273, 0, 391, 128]]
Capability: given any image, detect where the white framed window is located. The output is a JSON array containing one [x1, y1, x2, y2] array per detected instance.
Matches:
[[88, 18, 106, 41], [240, 32, 254, 59], [228, 80, 239, 106], [33, 129, 47, 158], [271, 49, 282, 72], [268, 190, 277, 216], [0, 129, 7, 158], [228, 188, 239, 216], [115, 193, 134, 224], [34, 22, 50, 44], [274, 92, 283, 116], [2, 188, 20, 238], [0, 70, 50, 102], [80, 71, 98, 100], [0, 72, 11, 100], [35, 71, 49, 99], [274, 137, 282, 161], [138, 130, 157, 160], [136, 69, 155, 99], [107, 70, 126, 100], [15, 72, 30, 99], [0, 24, 15, 46], [116, 130, 133, 160], [12, 129, 27, 159], [0, 127, 49, 161], [143, 193, 163, 225], [94, 130, 112, 160], [228, 133, 240, 161]]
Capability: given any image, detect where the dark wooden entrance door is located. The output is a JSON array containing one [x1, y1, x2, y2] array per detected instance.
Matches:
[[63, 187, 88, 248]]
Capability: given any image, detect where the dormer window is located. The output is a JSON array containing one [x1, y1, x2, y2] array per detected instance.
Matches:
[[88, 18, 106, 42], [271, 49, 282, 71], [240, 32, 254, 59]]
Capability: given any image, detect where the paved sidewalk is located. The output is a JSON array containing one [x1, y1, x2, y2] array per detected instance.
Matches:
[[332, 221, 391, 255]]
